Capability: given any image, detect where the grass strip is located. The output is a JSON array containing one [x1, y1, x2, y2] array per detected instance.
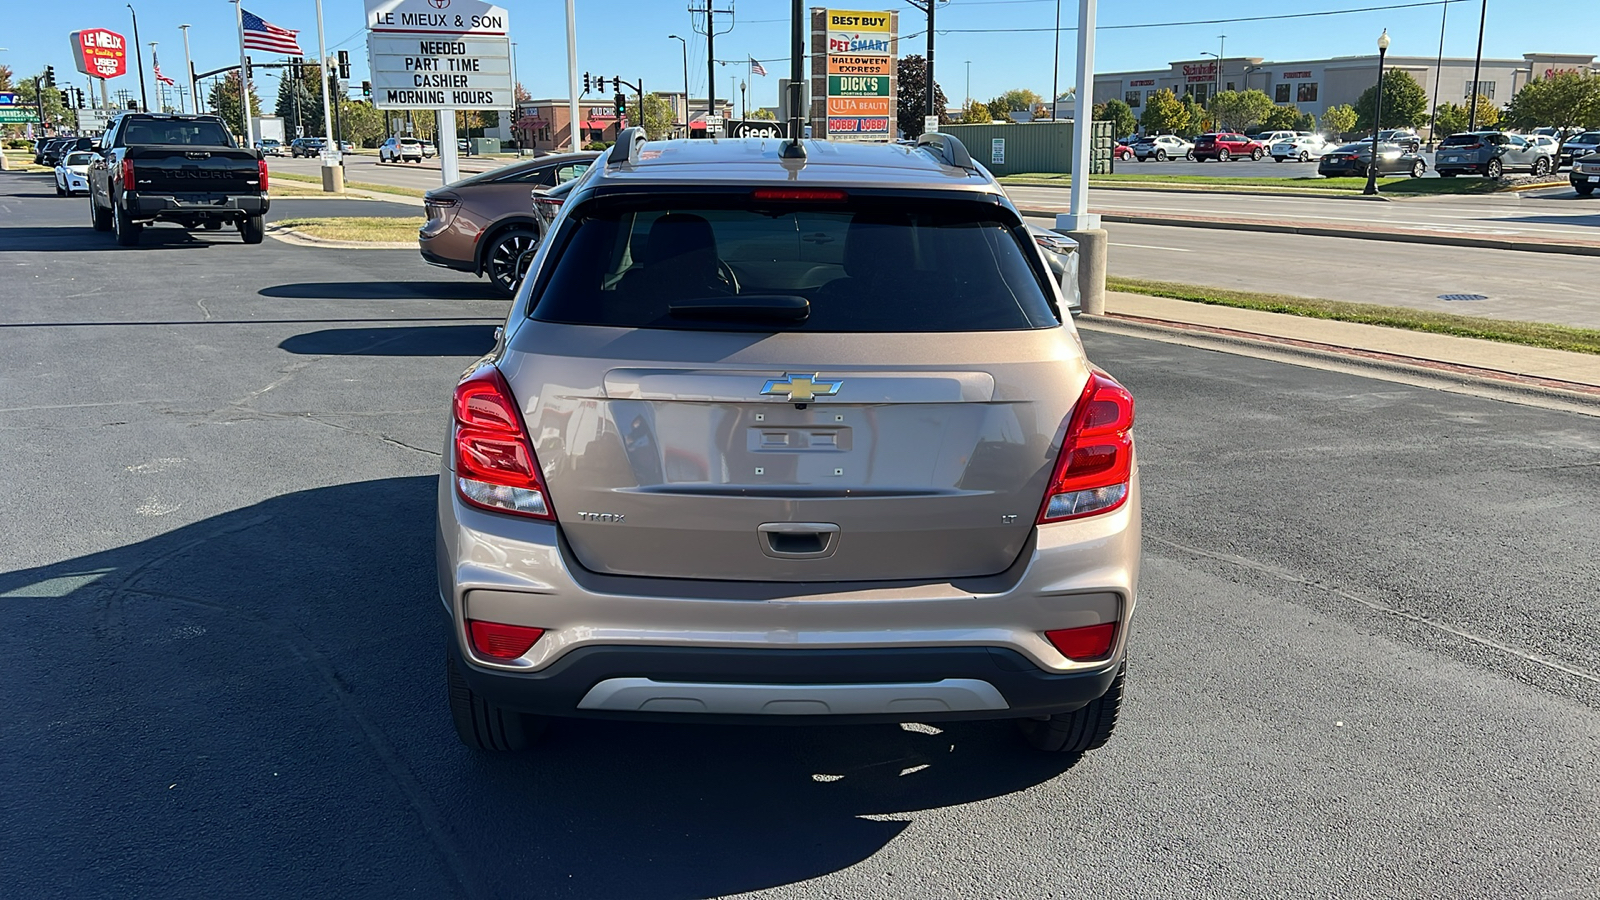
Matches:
[[275, 216, 424, 243], [1107, 276, 1600, 356], [272, 171, 427, 198]]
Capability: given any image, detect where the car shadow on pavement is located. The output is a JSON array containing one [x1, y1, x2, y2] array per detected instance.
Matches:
[[0, 476, 1082, 900], [0, 225, 228, 251], [279, 324, 497, 356], [259, 280, 494, 301]]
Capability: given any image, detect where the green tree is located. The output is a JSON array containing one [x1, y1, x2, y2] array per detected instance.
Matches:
[[274, 62, 324, 137], [896, 55, 948, 138], [1321, 103, 1358, 139], [1138, 88, 1187, 135], [13, 73, 74, 132], [962, 100, 991, 123], [1093, 98, 1137, 139], [0, 65, 13, 91], [1177, 94, 1206, 137], [1294, 111, 1317, 132], [986, 88, 1042, 119], [208, 71, 262, 138], [1260, 105, 1300, 131], [1503, 72, 1600, 152], [1431, 101, 1469, 138], [1354, 69, 1428, 131], [1208, 89, 1274, 132], [639, 92, 675, 139], [339, 99, 384, 147], [749, 107, 777, 120]]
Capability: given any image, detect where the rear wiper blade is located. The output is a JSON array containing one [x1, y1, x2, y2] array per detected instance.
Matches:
[[668, 294, 810, 322]]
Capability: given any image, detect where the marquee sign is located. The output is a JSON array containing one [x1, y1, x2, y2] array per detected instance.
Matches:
[[821, 9, 894, 141]]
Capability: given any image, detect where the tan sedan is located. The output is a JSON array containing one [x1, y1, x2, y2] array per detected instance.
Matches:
[[419, 152, 598, 295]]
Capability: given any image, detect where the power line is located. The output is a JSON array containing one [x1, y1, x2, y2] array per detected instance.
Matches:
[[928, 0, 1469, 34]]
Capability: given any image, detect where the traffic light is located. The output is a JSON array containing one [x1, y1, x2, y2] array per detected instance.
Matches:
[[337, 50, 351, 79], [77, 87, 87, 108], [583, 72, 591, 93], [44, 65, 57, 87], [597, 76, 606, 92], [362, 80, 372, 99], [245, 56, 253, 79], [614, 91, 627, 120]]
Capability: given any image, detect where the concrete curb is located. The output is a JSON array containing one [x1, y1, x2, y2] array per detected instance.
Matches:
[[265, 224, 415, 250], [1016, 208, 1600, 258], [1077, 313, 1600, 418]]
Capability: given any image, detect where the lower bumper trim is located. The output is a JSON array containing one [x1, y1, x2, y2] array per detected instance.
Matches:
[[577, 677, 1009, 715]]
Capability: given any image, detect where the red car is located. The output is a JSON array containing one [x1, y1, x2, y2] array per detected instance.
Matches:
[[1114, 143, 1134, 161], [1192, 132, 1265, 162]]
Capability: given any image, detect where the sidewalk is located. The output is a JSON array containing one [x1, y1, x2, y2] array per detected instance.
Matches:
[[1085, 292, 1600, 409]]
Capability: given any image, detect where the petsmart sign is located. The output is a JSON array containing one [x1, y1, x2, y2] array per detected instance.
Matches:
[[822, 9, 895, 141]]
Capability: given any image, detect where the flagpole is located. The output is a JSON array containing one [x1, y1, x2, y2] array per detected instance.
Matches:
[[233, 1, 252, 145]]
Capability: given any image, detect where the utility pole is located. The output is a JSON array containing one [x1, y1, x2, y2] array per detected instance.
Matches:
[[907, 1, 938, 118], [1051, 0, 1060, 118], [691, 0, 735, 134], [1467, 0, 1487, 132], [127, 4, 148, 110], [670, 35, 688, 135], [565, 0, 579, 151]]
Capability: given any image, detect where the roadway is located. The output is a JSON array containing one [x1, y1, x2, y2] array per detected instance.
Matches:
[[2, 173, 1598, 899]]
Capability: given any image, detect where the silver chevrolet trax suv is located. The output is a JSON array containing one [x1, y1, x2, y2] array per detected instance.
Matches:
[[437, 129, 1140, 754]]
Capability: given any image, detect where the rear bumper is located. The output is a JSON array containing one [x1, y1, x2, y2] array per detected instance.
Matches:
[[455, 642, 1123, 724], [128, 192, 268, 219], [436, 465, 1141, 722], [419, 244, 475, 272]]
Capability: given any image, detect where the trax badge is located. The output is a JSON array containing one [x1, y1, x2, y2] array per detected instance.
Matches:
[[761, 374, 842, 403]]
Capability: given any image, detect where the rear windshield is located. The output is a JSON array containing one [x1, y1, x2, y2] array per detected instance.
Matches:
[[528, 194, 1061, 333], [1440, 134, 1485, 146], [1579, 133, 1600, 143], [120, 119, 234, 147], [64, 152, 96, 166]]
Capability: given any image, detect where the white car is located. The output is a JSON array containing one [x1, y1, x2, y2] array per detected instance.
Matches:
[[1133, 134, 1194, 161], [1527, 134, 1561, 169], [54, 150, 96, 197], [379, 136, 425, 164], [1271, 133, 1331, 162], [1254, 130, 1300, 148]]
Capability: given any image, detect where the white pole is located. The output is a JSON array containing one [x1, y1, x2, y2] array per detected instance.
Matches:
[[313, 0, 340, 190], [1061, 0, 1099, 231], [439, 110, 460, 183], [233, 1, 253, 145], [565, 0, 580, 151], [179, 25, 195, 115]]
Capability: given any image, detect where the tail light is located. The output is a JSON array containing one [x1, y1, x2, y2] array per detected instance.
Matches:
[[425, 196, 459, 224], [120, 158, 136, 188], [453, 366, 555, 520], [468, 620, 546, 659], [257, 158, 269, 193], [1038, 371, 1135, 522], [1045, 622, 1118, 662], [532, 195, 563, 215]]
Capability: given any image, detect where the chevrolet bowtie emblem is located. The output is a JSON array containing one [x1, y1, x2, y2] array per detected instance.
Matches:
[[761, 373, 842, 403]]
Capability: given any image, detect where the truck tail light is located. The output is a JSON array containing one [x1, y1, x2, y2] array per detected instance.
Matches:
[[121, 158, 135, 188], [1038, 371, 1135, 523], [258, 158, 269, 192], [453, 366, 555, 520]]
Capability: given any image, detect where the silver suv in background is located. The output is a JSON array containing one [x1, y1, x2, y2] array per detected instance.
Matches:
[[438, 129, 1139, 755], [1434, 131, 1556, 178]]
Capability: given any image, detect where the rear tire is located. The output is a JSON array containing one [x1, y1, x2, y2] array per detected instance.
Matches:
[[447, 651, 547, 751], [239, 214, 265, 244], [112, 201, 141, 246], [483, 227, 539, 296], [1155, 150, 1167, 161], [1017, 664, 1124, 754], [1532, 156, 1550, 177], [1218, 149, 1230, 162]]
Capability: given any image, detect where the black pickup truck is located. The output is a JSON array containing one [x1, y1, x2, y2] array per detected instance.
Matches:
[[88, 113, 268, 246]]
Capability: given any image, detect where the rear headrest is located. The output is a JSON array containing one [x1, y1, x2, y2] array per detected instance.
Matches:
[[641, 213, 719, 269]]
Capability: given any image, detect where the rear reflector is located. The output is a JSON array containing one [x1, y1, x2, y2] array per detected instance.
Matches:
[[468, 620, 546, 659], [453, 366, 555, 520], [1038, 371, 1135, 522], [1045, 622, 1117, 662], [751, 188, 849, 202]]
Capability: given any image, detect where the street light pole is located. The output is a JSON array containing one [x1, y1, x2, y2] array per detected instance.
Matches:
[[127, 5, 148, 111], [1466, 0, 1487, 132], [1050, 0, 1060, 119], [1216, 34, 1225, 100], [1365, 30, 1390, 196], [965, 59, 971, 111], [669, 35, 688, 136], [179, 25, 196, 115]]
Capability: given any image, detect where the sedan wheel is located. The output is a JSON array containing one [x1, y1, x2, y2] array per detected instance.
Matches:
[[1299, 150, 1310, 163], [484, 228, 540, 296], [1411, 160, 1426, 178]]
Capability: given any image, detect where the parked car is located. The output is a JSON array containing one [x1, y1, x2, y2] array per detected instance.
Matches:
[[1570, 151, 1600, 197], [1433, 131, 1555, 178], [421, 140, 437, 158], [54, 150, 96, 196], [1113, 143, 1133, 161], [1316, 142, 1427, 178], [379, 136, 425, 163], [1557, 131, 1600, 169], [33, 137, 69, 166], [1251, 130, 1300, 148], [37, 136, 93, 167], [1131, 134, 1193, 161], [255, 138, 284, 156], [1270, 133, 1330, 162], [419, 151, 599, 294], [1026, 225, 1082, 317], [87, 113, 269, 246], [437, 129, 1138, 756], [1192, 132, 1265, 162], [1527, 133, 1561, 167], [457, 137, 470, 153], [1377, 129, 1422, 152]]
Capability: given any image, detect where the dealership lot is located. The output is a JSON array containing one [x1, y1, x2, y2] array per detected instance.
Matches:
[[2, 176, 1598, 898]]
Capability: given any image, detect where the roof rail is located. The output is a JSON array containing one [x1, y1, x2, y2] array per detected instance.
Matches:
[[915, 132, 975, 171], [608, 126, 647, 167]]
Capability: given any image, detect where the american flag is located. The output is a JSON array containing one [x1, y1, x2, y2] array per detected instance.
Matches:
[[749, 57, 767, 77], [153, 53, 175, 86], [242, 9, 303, 55]]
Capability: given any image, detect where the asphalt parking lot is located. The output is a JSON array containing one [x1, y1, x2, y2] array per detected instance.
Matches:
[[2, 173, 1598, 899]]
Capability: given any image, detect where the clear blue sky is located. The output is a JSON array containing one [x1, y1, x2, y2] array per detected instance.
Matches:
[[3, 0, 1592, 112]]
